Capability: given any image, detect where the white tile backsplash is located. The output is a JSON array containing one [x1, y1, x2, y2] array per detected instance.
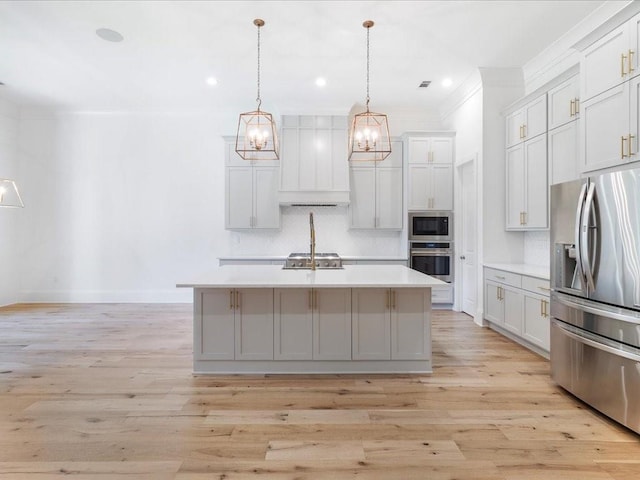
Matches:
[[226, 206, 404, 257], [523, 231, 550, 267]]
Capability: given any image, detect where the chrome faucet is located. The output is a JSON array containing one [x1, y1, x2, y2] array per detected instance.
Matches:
[[309, 212, 316, 270]]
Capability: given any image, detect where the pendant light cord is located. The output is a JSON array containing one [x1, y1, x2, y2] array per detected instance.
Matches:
[[365, 24, 370, 112], [256, 22, 262, 111]]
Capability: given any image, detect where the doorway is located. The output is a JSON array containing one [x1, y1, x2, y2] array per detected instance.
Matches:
[[457, 156, 477, 317]]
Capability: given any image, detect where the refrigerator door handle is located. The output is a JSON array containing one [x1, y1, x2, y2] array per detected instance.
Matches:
[[553, 292, 640, 326], [574, 182, 588, 291], [553, 319, 640, 363], [580, 182, 597, 291]]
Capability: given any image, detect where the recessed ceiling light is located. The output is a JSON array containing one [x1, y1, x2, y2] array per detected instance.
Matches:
[[442, 77, 453, 88], [315, 77, 327, 87], [206, 77, 218, 86], [96, 28, 124, 43]]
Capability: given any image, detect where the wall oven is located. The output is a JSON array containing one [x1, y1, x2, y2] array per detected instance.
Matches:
[[410, 242, 453, 283], [409, 211, 452, 241]]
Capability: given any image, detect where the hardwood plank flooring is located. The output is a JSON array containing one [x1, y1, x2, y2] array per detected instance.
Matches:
[[1, 303, 639, 479]]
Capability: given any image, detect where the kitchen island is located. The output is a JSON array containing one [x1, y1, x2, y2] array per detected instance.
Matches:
[[177, 265, 444, 374]]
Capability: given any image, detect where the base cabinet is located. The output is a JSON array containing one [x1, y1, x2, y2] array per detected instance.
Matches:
[[483, 267, 550, 355], [195, 286, 432, 373]]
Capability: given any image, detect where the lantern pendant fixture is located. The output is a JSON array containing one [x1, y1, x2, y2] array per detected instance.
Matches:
[[348, 20, 391, 162], [235, 19, 279, 161]]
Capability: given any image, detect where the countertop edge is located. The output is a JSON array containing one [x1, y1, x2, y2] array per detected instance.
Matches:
[[483, 263, 550, 280]]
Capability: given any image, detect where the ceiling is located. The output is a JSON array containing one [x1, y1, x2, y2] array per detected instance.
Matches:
[[0, 1, 612, 115]]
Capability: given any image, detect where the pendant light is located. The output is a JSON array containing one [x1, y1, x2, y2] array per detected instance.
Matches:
[[235, 19, 279, 161], [348, 20, 391, 162], [0, 179, 24, 208]]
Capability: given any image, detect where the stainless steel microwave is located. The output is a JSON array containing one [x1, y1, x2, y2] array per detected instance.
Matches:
[[408, 211, 453, 241]]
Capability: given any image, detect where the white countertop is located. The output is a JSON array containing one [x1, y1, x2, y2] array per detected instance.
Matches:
[[178, 265, 444, 289], [484, 263, 550, 280], [217, 256, 408, 262]]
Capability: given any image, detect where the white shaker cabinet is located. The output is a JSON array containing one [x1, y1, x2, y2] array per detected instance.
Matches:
[[523, 293, 550, 351], [549, 120, 578, 185], [349, 139, 403, 230], [226, 166, 280, 229], [352, 288, 430, 361], [505, 94, 547, 148], [506, 134, 548, 230], [313, 289, 352, 360], [548, 75, 580, 130], [199, 288, 274, 361], [406, 133, 455, 211]]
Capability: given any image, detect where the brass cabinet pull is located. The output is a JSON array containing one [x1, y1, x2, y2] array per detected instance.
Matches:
[[622, 53, 628, 76], [629, 134, 636, 156], [496, 275, 506, 280], [538, 286, 551, 292], [622, 136, 628, 158], [391, 290, 396, 309], [523, 211, 527, 225], [629, 49, 635, 74], [309, 290, 313, 309], [570, 99, 575, 116], [522, 124, 526, 139], [235, 290, 240, 310], [230, 290, 234, 310], [574, 98, 580, 114]]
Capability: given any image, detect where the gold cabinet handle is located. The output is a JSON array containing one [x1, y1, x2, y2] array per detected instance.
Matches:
[[523, 211, 527, 225], [622, 53, 627, 76], [309, 290, 313, 309], [522, 124, 526, 139], [574, 98, 579, 114], [570, 99, 575, 117], [230, 290, 234, 310], [495, 275, 506, 280], [538, 286, 551, 292], [629, 134, 636, 157], [629, 49, 635, 74], [391, 290, 396, 309], [622, 135, 628, 158], [235, 290, 240, 310]]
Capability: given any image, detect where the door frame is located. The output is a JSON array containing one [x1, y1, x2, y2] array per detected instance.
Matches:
[[454, 153, 480, 323]]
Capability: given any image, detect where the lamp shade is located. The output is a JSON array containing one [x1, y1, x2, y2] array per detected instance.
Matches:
[[0, 179, 24, 208], [348, 110, 391, 162], [235, 109, 279, 161]]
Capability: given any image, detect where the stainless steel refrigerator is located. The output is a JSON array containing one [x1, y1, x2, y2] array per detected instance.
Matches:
[[550, 168, 640, 434]]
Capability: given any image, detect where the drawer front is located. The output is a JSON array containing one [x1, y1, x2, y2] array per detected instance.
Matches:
[[484, 268, 521, 288], [522, 275, 550, 296], [432, 286, 453, 304]]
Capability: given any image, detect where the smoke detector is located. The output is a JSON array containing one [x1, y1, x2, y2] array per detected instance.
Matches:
[[418, 81, 431, 88]]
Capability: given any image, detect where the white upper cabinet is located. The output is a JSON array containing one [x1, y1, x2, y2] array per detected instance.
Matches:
[[349, 139, 403, 230], [406, 133, 454, 211], [548, 75, 580, 130], [224, 137, 280, 230], [279, 115, 350, 205], [506, 134, 548, 230], [549, 120, 578, 185], [505, 94, 547, 148], [581, 14, 640, 103]]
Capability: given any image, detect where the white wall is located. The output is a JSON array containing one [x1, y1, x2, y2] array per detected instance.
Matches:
[[0, 97, 21, 306], [17, 109, 440, 303]]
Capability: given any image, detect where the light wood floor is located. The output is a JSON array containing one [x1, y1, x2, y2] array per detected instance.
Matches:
[[1, 304, 639, 479]]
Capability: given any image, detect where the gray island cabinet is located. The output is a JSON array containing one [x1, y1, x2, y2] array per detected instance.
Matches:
[[178, 265, 444, 374]]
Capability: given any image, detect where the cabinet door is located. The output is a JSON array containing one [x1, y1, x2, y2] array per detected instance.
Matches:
[[581, 83, 630, 173], [430, 137, 453, 164], [430, 164, 453, 210], [408, 165, 429, 210], [502, 286, 524, 335], [198, 289, 235, 360], [234, 289, 274, 360], [523, 294, 550, 351], [376, 167, 403, 229], [524, 134, 548, 229], [253, 167, 280, 229], [484, 281, 504, 325], [408, 137, 430, 164], [391, 289, 430, 360], [506, 110, 524, 148], [349, 168, 376, 229], [582, 25, 629, 102], [548, 76, 579, 130], [274, 289, 313, 360], [523, 94, 547, 141], [313, 289, 352, 360], [628, 75, 640, 164], [549, 121, 578, 185], [505, 144, 526, 230], [331, 128, 350, 191], [352, 288, 391, 360], [226, 167, 253, 229]]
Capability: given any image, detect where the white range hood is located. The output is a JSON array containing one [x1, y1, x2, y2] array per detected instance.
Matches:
[[278, 115, 350, 206]]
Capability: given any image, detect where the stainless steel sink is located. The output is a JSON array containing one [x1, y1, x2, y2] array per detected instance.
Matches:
[[283, 252, 343, 269]]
